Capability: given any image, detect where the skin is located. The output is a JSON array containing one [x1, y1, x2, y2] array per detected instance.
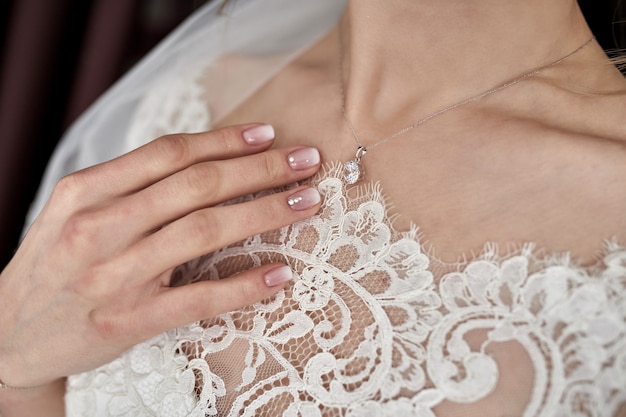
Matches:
[[219, 0, 626, 265], [214, 0, 626, 415], [0, 125, 322, 416], [1, 0, 625, 415]]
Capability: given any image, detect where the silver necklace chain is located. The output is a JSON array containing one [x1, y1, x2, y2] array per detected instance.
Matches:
[[338, 31, 595, 184]]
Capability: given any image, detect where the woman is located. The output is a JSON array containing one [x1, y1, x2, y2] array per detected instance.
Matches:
[[1, 0, 625, 415]]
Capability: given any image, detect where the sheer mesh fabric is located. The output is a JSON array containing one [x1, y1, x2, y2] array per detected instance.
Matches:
[[66, 166, 626, 416], [62, 10, 626, 414]]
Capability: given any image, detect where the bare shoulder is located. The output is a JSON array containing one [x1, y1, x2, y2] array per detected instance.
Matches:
[[386, 75, 626, 264], [545, 80, 626, 256]]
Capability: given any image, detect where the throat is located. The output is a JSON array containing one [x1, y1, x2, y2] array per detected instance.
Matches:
[[340, 0, 592, 127]]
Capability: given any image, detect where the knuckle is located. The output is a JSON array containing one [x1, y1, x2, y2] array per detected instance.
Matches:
[[81, 269, 134, 342], [60, 209, 102, 249], [231, 199, 281, 239], [183, 163, 222, 200], [50, 172, 88, 208], [186, 292, 212, 318], [187, 210, 223, 247], [249, 152, 282, 183], [255, 198, 282, 224], [89, 308, 126, 341], [72, 264, 110, 299], [210, 127, 234, 152], [237, 277, 259, 303], [154, 134, 193, 166]]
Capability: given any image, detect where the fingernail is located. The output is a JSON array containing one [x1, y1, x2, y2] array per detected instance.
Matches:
[[264, 265, 293, 287], [242, 124, 275, 145], [287, 147, 320, 170], [287, 187, 321, 211]]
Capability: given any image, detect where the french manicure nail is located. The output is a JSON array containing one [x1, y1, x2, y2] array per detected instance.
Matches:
[[287, 187, 321, 211], [264, 265, 293, 287], [287, 147, 320, 170], [242, 124, 275, 145]]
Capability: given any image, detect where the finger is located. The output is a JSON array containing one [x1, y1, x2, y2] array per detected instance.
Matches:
[[137, 264, 293, 337], [116, 146, 321, 236], [117, 186, 321, 281], [67, 124, 277, 201]]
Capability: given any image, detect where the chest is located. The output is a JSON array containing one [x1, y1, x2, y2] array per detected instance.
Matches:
[[215, 67, 626, 264]]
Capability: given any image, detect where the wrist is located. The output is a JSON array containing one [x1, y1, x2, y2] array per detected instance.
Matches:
[[0, 377, 48, 391], [0, 378, 65, 417]]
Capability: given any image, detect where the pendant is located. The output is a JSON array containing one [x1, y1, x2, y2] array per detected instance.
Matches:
[[343, 146, 367, 185]]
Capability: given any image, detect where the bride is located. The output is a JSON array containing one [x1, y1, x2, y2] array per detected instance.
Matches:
[[1, 0, 625, 415]]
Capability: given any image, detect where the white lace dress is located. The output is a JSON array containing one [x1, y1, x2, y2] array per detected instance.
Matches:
[[64, 162, 626, 416], [62, 69, 626, 416], [24, 1, 622, 416]]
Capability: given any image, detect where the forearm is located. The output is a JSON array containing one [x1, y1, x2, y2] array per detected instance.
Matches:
[[0, 378, 65, 417]]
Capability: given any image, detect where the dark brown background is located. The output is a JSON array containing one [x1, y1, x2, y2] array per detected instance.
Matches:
[[0, 0, 624, 268]]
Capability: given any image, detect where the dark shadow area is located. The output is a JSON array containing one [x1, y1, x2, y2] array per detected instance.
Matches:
[[0, 0, 204, 268]]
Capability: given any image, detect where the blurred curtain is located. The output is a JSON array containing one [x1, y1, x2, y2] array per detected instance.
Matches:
[[0, 0, 202, 268]]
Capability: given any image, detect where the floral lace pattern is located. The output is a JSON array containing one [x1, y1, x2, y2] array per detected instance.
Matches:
[[65, 39, 626, 415], [66, 166, 626, 417]]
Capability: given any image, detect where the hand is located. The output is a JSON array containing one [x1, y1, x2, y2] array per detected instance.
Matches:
[[0, 123, 322, 388]]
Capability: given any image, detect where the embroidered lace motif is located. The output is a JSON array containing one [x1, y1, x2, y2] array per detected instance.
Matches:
[[66, 165, 626, 417], [63, 48, 626, 416]]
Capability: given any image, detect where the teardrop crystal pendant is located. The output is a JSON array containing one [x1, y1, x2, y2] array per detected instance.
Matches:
[[343, 160, 362, 184], [343, 146, 367, 185]]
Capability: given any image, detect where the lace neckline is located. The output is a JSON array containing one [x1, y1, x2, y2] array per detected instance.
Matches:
[[66, 161, 626, 417], [317, 162, 624, 279]]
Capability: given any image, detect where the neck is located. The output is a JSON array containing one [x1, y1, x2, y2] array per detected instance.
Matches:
[[341, 0, 595, 132]]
